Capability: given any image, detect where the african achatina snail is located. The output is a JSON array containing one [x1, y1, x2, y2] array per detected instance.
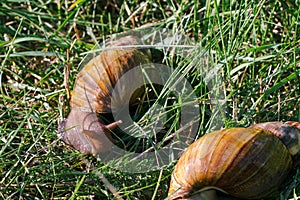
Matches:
[[58, 35, 151, 155], [58, 35, 300, 199], [168, 121, 300, 199]]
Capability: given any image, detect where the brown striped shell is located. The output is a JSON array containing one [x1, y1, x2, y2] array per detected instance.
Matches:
[[58, 35, 151, 155], [70, 35, 151, 113], [168, 121, 300, 199]]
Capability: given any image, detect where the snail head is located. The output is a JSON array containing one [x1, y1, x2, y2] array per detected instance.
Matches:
[[58, 108, 121, 156]]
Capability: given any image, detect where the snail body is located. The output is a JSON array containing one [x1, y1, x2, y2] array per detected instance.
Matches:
[[168, 121, 300, 199], [59, 35, 151, 155]]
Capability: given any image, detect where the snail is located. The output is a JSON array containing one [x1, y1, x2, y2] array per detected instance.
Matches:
[[168, 121, 300, 199], [58, 35, 152, 155]]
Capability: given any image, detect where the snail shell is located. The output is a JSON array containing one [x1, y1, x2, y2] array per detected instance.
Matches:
[[70, 35, 151, 113], [59, 35, 151, 155], [168, 121, 300, 199]]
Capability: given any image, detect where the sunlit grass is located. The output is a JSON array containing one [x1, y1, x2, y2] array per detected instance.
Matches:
[[0, 0, 299, 199]]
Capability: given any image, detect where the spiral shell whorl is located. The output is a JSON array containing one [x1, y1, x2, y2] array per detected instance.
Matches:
[[251, 121, 300, 157], [70, 37, 151, 113]]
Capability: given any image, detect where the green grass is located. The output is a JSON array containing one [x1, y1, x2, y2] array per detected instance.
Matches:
[[1, 0, 300, 199]]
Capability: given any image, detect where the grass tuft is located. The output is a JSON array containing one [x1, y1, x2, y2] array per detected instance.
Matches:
[[1, 0, 299, 199]]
